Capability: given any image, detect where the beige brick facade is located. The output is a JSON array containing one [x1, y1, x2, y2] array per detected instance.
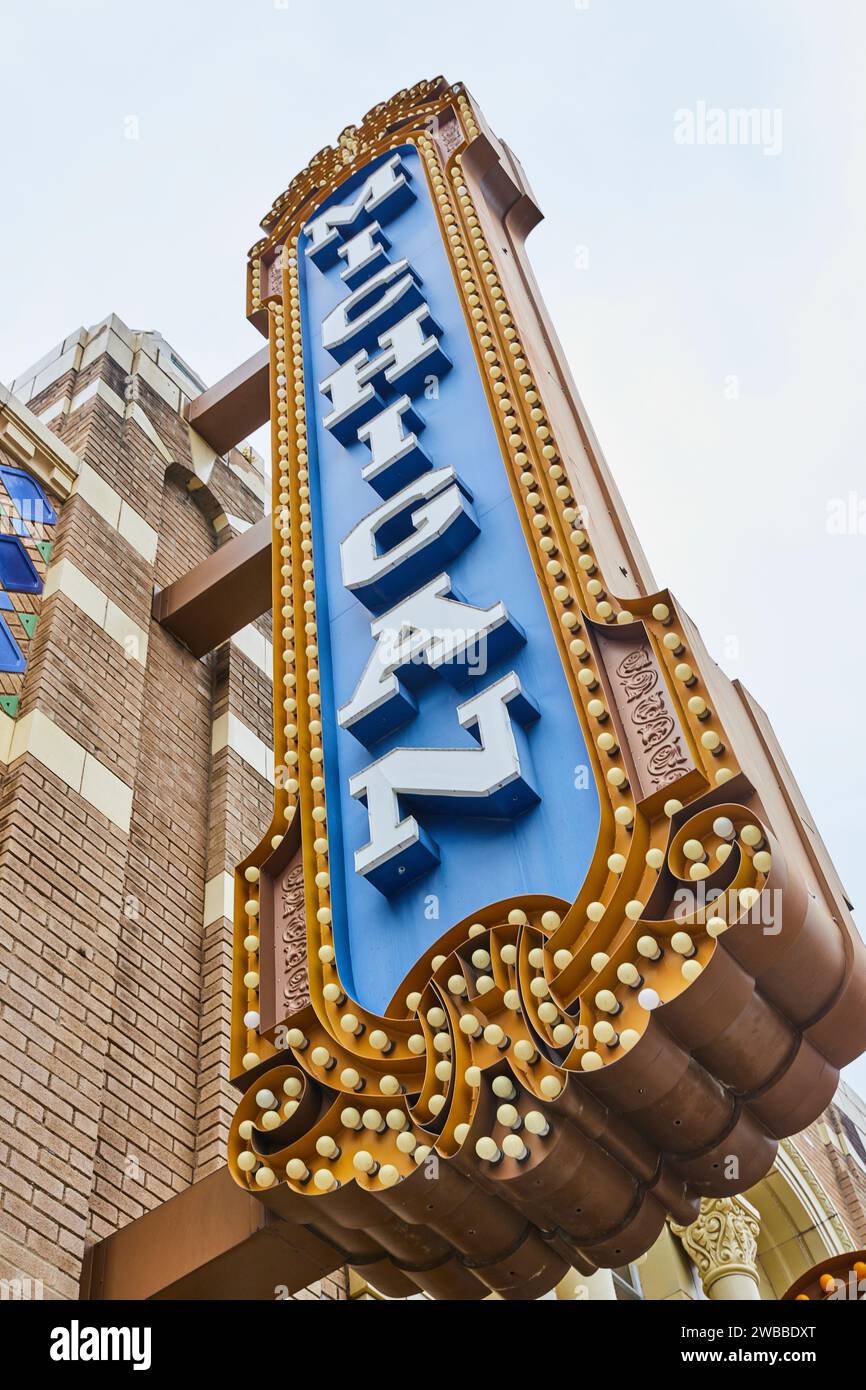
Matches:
[[0, 316, 285, 1299]]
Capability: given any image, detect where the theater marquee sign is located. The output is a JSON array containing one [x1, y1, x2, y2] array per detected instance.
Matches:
[[227, 79, 866, 1300]]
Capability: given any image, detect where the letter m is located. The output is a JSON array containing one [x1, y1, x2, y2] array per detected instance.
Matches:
[[304, 154, 414, 269]]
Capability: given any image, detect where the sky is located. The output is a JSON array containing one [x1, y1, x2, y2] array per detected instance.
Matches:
[[1, 0, 864, 1095]]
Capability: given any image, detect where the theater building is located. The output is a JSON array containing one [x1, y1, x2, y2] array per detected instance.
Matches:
[[1, 78, 865, 1303]]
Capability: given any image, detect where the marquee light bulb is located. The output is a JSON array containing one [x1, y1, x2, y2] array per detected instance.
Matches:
[[413, 1146, 432, 1165], [408, 1034, 426, 1055], [593, 1021, 617, 1045], [638, 988, 661, 1011], [591, 951, 610, 972], [652, 603, 671, 623], [540, 1075, 563, 1099], [617, 963, 642, 988], [255, 1167, 276, 1190], [380, 1075, 400, 1096], [595, 989, 619, 1015], [362, 1110, 385, 1133], [469, 923, 487, 938], [502, 1134, 529, 1161], [529, 977, 549, 1000], [492, 1077, 517, 1101], [237, 1151, 257, 1173], [244, 936, 259, 954], [528, 947, 544, 969], [614, 806, 635, 827], [753, 851, 772, 874], [433, 1032, 452, 1054], [581, 1051, 603, 1072], [706, 916, 728, 938], [255, 1089, 277, 1111], [475, 1137, 501, 1162], [244, 1011, 260, 1031], [637, 936, 662, 961], [261, 1109, 282, 1132], [323, 984, 343, 1004], [472, 949, 491, 969], [663, 633, 684, 653], [369, 1030, 390, 1052], [524, 1111, 549, 1137], [503, 988, 521, 1010], [597, 732, 617, 753], [340, 1014, 362, 1035], [242, 1053, 260, 1071], [310, 1048, 332, 1069], [340, 1068, 361, 1091], [716, 843, 733, 865], [683, 839, 705, 862], [625, 900, 644, 922], [538, 1002, 558, 1024], [500, 944, 518, 965], [671, 932, 695, 957], [645, 848, 664, 871], [740, 824, 763, 848], [435, 1060, 452, 1081], [386, 1109, 408, 1132], [713, 816, 735, 841], [587, 902, 606, 923], [379, 1165, 400, 1188], [554, 949, 573, 970], [587, 699, 607, 720], [508, 909, 528, 927], [541, 911, 562, 931], [448, 974, 467, 996], [431, 954, 446, 971], [608, 853, 626, 874], [396, 1131, 418, 1154], [459, 1014, 481, 1036], [239, 1120, 254, 1142], [620, 1029, 640, 1051], [286, 1029, 307, 1050], [739, 887, 761, 911], [690, 863, 710, 881], [286, 1159, 309, 1183], [353, 1151, 375, 1174], [427, 1007, 446, 1028], [316, 1136, 339, 1158], [243, 972, 259, 991], [682, 960, 703, 982], [341, 1108, 362, 1130], [484, 1024, 507, 1047], [514, 1039, 537, 1064], [477, 975, 495, 994], [405, 991, 422, 1011], [465, 1066, 482, 1087]]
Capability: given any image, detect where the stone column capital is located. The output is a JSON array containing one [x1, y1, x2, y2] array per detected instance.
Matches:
[[671, 1196, 761, 1297]]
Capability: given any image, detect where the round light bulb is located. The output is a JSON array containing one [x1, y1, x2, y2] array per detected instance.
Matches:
[[581, 1051, 603, 1072]]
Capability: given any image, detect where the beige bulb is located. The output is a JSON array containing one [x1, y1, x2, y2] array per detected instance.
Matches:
[[591, 951, 610, 973], [617, 963, 642, 988], [475, 1136, 501, 1162], [554, 949, 573, 970], [581, 1052, 603, 1072]]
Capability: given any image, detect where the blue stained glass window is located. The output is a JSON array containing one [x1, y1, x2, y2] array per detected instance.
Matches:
[[0, 536, 42, 593], [0, 616, 25, 673], [0, 466, 57, 527]]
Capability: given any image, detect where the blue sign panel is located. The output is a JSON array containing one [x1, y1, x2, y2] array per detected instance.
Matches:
[[298, 146, 600, 1012]]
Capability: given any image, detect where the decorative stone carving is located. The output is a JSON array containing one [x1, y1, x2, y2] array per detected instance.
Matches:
[[671, 1196, 761, 1298]]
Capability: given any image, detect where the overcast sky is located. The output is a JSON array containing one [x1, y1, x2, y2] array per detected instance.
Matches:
[[2, 0, 864, 1095]]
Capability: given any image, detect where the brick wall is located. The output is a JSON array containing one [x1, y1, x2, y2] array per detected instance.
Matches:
[[0, 318, 315, 1299]]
